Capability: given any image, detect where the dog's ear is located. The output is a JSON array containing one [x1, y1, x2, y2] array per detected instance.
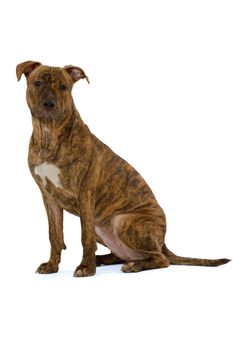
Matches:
[[16, 61, 42, 81], [63, 65, 90, 84]]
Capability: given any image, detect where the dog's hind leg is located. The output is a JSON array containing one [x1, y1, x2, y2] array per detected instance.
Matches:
[[96, 253, 124, 266], [121, 254, 169, 272], [114, 213, 169, 273]]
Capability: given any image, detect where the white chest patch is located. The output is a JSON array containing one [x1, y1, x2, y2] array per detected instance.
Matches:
[[34, 162, 62, 188]]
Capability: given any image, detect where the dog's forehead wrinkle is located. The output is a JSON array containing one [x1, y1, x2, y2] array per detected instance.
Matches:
[[29, 65, 70, 86], [37, 67, 66, 82]]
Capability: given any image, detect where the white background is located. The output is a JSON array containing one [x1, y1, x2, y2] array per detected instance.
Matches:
[[0, 0, 232, 349]]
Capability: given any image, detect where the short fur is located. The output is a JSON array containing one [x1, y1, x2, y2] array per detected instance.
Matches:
[[16, 61, 230, 276]]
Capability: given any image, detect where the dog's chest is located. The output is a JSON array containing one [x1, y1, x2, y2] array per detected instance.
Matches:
[[33, 161, 79, 214], [34, 162, 62, 188]]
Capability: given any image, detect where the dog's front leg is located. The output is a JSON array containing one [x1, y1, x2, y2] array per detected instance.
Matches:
[[74, 190, 97, 277], [36, 191, 65, 274]]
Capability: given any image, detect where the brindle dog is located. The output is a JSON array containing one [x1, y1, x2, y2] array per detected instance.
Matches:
[[16, 61, 230, 277]]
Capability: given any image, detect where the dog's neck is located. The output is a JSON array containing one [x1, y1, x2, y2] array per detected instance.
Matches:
[[31, 106, 82, 161]]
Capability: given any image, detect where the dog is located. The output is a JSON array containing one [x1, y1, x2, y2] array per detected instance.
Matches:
[[16, 61, 230, 276]]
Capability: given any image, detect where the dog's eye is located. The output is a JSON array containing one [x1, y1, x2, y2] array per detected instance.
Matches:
[[34, 80, 41, 87], [60, 84, 67, 91]]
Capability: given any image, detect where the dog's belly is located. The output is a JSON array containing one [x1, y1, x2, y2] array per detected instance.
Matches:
[[95, 222, 145, 261]]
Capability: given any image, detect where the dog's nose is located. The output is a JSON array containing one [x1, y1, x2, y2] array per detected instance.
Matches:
[[43, 100, 55, 109]]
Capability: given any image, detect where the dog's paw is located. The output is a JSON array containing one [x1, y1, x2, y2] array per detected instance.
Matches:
[[121, 262, 142, 273], [96, 255, 104, 266], [73, 265, 96, 277], [36, 262, 59, 274]]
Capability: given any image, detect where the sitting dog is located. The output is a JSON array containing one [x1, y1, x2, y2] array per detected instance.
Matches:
[[16, 61, 230, 276]]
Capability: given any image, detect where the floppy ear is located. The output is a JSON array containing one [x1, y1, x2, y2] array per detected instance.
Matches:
[[16, 61, 42, 81], [63, 65, 90, 84]]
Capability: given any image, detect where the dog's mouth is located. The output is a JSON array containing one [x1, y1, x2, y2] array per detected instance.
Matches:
[[31, 107, 63, 122]]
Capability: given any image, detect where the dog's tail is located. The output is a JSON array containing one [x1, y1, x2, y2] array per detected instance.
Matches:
[[162, 244, 230, 267]]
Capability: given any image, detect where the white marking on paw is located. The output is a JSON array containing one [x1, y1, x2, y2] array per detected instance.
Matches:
[[34, 162, 62, 188]]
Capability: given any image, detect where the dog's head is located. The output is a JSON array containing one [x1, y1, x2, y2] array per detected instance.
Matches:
[[16, 61, 89, 121]]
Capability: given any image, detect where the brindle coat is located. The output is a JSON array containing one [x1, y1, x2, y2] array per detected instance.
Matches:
[[16, 61, 230, 276]]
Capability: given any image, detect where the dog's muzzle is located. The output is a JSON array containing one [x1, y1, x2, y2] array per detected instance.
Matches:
[[43, 99, 56, 110]]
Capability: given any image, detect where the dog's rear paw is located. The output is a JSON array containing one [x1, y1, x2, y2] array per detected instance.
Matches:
[[121, 262, 142, 273], [96, 255, 103, 266], [73, 265, 96, 277], [36, 262, 59, 274]]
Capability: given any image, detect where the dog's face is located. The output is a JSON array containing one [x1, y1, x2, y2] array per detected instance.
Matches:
[[16, 61, 89, 122], [26, 65, 74, 121]]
